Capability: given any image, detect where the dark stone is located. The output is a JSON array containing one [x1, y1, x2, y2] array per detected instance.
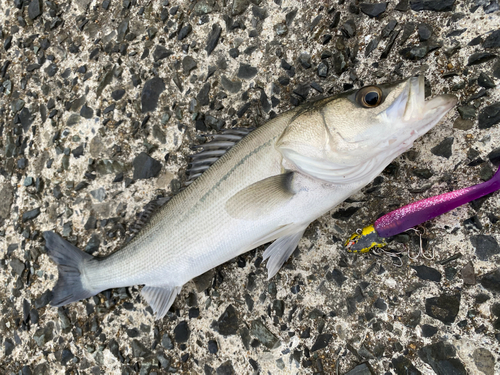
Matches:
[[85, 234, 100, 255], [127, 328, 140, 338], [182, 56, 197, 75], [381, 20, 398, 38], [197, 82, 211, 106], [216, 360, 235, 375], [484, 29, 500, 48], [23, 207, 41, 222], [250, 319, 280, 349], [341, 19, 356, 38], [461, 261, 476, 285], [419, 341, 466, 375], [400, 22, 415, 45], [298, 52, 311, 69], [468, 36, 483, 46], [153, 45, 174, 61], [53, 185, 63, 199], [213, 304, 239, 335], [45, 63, 58, 77], [221, 75, 242, 94], [34, 323, 54, 347], [365, 38, 379, 57], [344, 363, 374, 375], [80, 104, 93, 119], [311, 334, 332, 352], [410, 0, 455, 12], [141, 77, 165, 113], [161, 334, 173, 350], [61, 348, 74, 366], [488, 147, 500, 165], [293, 84, 310, 99], [447, 29, 466, 37], [237, 63, 258, 79], [208, 339, 218, 354], [131, 339, 151, 358], [10, 258, 25, 276], [418, 23, 433, 41], [457, 105, 476, 120], [412, 168, 433, 179], [28, 0, 43, 20], [111, 89, 126, 100], [326, 268, 347, 286], [430, 137, 453, 158], [478, 72, 496, 89], [425, 294, 460, 325], [132, 152, 162, 179], [395, 0, 409, 11], [399, 39, 442, 60], [72, 144, 84, 158], [478, 102, 500, 129], [411, 265, 442, 282], [35, 290, 53, 309], [205, 23, 222, 56], [27, 63, 41, 72], [421, 324, 438, 337], [468, 52, 497, 66], [392, 356, 421, 375], [473, 348, 495, 375], [480, 268, 500, 293], [229, 48, 239, 58], [4, 338, 15, 357], [174, 321, 190, 343], [178, 24, 192, 40], [360, 2, 387, 17], [374, 298, 387, 311], [470, 235, 500, 261], [252, 5, 267, 20]]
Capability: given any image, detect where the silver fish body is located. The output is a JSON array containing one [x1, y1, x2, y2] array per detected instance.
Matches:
[[44, 76, 457, 318]]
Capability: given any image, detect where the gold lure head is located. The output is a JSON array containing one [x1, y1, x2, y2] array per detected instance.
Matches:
[[345, 225, 388, 253]]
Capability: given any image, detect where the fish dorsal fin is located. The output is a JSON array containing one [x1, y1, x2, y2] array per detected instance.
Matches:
[[263, 228, 306, 280], [185, 127, 255, 185], [126, 196, 171, 243], [141, 285, 182, 320], [225, 172, 296, 220]]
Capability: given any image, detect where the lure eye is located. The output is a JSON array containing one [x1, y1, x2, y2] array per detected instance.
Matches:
[[356, 86, 383, 108]]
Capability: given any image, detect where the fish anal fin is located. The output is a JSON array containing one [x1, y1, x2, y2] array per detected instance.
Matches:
[[263, 229, 306, 280], [225, 172, 296, 220], [141, 285, 182, 320]]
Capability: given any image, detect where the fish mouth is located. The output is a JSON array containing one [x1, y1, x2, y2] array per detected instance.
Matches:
[[386, 75, 457, 145]]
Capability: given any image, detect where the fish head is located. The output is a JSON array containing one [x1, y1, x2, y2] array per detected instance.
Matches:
[[276, 76, 457, 184]]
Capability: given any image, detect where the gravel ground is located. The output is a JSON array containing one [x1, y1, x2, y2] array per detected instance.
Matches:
[[1, 0, 500, 374]]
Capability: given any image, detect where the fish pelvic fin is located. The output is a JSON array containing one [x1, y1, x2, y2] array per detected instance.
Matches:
[[141, 285, 182, 320], [43, 231, 97, 307], [263, 227, 306, 280]]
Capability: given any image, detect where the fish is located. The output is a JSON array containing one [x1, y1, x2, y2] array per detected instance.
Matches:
[[346, 164, 500, 253], [43, 75, 457, 319]]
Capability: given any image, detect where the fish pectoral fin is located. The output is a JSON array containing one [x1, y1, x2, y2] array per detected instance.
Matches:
[[225, 172, 296, 220], [263, 228, 306, 280], [141, 285, 182, 320]]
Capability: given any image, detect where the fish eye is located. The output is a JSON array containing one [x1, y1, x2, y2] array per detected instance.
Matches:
[[356, 86, 383, 108]]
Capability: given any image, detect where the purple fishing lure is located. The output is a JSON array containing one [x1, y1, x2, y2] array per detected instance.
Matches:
[[346, 165, 500, 253]]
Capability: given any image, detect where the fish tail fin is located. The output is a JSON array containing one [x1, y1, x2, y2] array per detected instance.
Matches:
[[43, 231, 97, 307]]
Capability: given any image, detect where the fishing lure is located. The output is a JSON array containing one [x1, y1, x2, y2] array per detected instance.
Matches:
[[346, 164, 500, 253]]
